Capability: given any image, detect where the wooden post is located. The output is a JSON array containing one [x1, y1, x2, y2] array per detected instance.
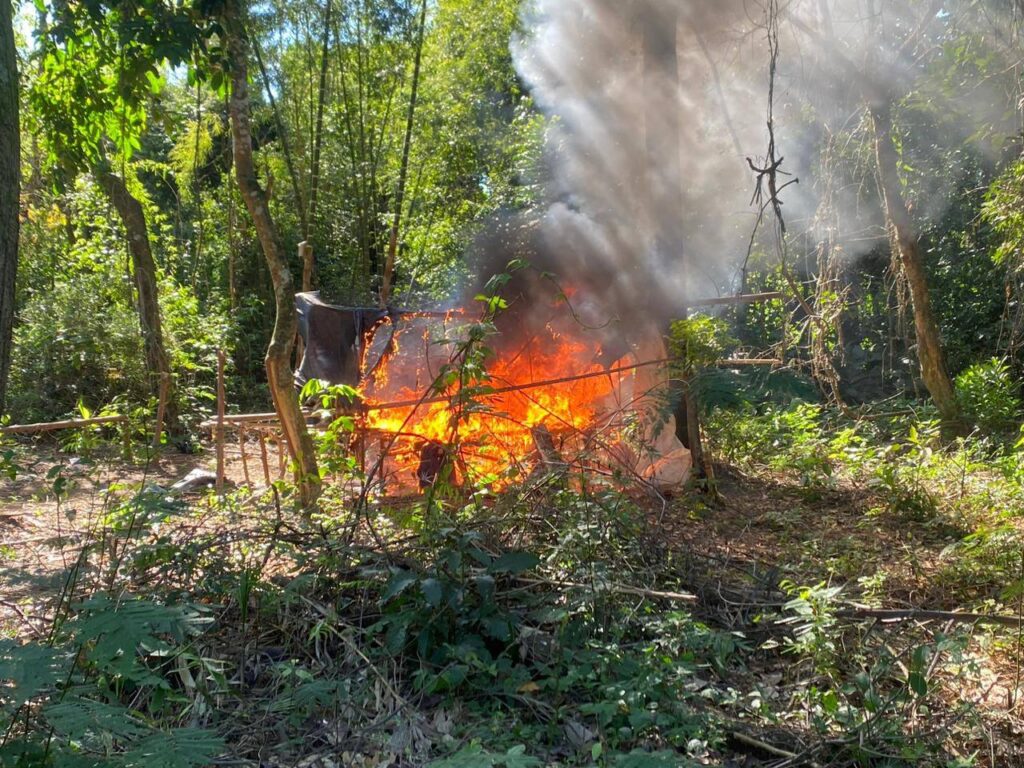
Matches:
[[216, 349, 227, 495], [239, 424, 252, 487], [299, 241, 314, 293], [152, 372, 170, 449], [258, 430, 272, 486]]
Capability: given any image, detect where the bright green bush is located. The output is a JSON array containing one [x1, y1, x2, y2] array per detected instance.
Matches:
[[954, 358, 1021, 432]]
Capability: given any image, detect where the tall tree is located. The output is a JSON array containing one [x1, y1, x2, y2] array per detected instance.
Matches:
[[0, 0, 18, 415], [30, 4, 181, 432], [868, 99, 959, 423], [95, 167, 178, 431], [222, 0, 321, 506], [790, 2, 961, 425]]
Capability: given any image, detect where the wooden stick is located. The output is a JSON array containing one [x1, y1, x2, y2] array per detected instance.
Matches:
[[730, 731, 800, 761], [277, 433, 286, 479], [258, 431, 272, 486], [299, 241, 314, 293], [838, 607, 1024, 629], [200, 411, 306, 428], [515, 577, 698, 603], [714, 358, 783, 367], [200, 356, 777, 431], [0, 415, 126, 435], [689, 291, 785, 308], [216, 350, 227, 496], [239, 425, 252, 487]]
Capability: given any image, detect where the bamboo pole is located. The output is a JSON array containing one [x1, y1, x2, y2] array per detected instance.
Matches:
[[216, 349, 227, 495]]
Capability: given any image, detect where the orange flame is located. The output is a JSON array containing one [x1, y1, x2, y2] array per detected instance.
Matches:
[[360, 311, 641, 490]]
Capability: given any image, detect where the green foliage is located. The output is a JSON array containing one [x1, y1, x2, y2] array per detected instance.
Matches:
[[428, 742, 542, 768], [0, 596, 222, 767], [372, 530, 538, 679], [954, 358, 1021, 433], [984, 158, 1024, 272], [668, 314, 737, 374]]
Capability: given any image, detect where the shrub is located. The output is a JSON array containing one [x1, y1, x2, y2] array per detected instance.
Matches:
[[955, 358, 1021, 433]]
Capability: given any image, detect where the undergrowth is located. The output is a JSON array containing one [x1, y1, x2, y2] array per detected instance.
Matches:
[[3, 358, 1024, 766]]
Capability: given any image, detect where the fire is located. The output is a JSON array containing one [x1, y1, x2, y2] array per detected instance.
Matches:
[[360, 314, 641, 489]]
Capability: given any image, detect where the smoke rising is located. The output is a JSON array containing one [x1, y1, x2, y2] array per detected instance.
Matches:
[[500, 0, 1021, 335]]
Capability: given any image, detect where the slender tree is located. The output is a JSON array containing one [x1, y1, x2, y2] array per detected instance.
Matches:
[[30, 4, 182, 432], [0, 0, 18, 414], [868, 100, 959, 423], [789, 2, 961, 425], [95, 167, 178, 432], [222, 0, 321, 507]]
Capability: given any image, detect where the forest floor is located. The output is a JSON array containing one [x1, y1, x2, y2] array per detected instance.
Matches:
[[2, 436, 1024, 766]]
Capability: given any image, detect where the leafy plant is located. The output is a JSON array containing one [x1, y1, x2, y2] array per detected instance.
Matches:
[[955, 357, 1021, 433], [0, 596, 222, 767]]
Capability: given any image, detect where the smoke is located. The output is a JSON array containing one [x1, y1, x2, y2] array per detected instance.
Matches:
[[500, 0, 1021, 332]]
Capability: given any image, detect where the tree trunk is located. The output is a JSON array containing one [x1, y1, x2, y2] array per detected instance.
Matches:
[[95, 169, 179, 435], [223, 0, 320, 507], [868, 102, 960, 425], [0, 0, 19, 415], [379, 0, 428, 307]]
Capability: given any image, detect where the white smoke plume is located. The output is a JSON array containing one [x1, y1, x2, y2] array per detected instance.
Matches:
[[507, 0, 1021, 327]]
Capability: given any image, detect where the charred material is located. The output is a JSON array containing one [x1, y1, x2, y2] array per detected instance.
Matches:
[[416, 441, 450, 489]]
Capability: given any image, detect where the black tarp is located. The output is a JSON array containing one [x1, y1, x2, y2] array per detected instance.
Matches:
[[294, 292, 389, 389]]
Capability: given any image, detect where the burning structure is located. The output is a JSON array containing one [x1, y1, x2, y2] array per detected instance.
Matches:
[[294, 277, 691, 494]]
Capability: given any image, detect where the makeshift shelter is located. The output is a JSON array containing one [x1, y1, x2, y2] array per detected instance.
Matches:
[[294, 292, 393, 389]]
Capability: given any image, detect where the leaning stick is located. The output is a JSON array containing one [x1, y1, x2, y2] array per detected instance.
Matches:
[[515, 577, 698, 603], [838, 607, 1024, 629], [365, 358, 677, 412], [198, 356, 780, 430]]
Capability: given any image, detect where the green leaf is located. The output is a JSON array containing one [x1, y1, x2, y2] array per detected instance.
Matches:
[[908, 671, 928, 698], [502, 744, 542, 768], [382, 571, 419, 602], [822, 690, 839, 715], [488, 551, 540, 575], [122, 728, 224, 768], [421, 578, 444, 607], [0, 641, 67, 710]]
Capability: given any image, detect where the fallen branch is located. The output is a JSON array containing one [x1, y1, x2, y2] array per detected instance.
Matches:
[[1, 415, 126, 435], [730, 731, 800, 761], [839, 607, 1023, 629], [516, 577, 698, 603]]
